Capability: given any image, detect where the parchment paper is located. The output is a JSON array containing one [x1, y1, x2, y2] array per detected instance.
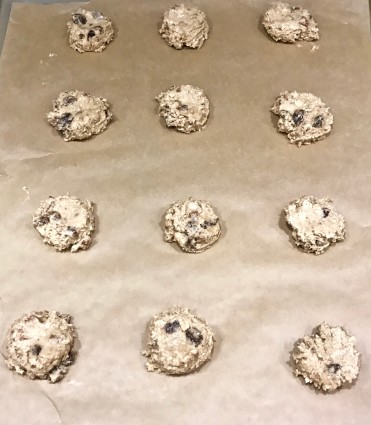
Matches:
[[0, 1, 370, 424]]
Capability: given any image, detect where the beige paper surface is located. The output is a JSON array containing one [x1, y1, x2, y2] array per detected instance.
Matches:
[[0, 1, 370, 424]]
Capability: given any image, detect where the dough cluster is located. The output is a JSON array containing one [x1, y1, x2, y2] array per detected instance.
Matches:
[[284, 196, 345, 255], [67, 9, 114, 53], [272, 91, 333, 146], [263, 2, 319, 43], [33, 195, 95, 253], [143, 307, 214, 375], [4, 311, 76, 383], [157, 85, 209, 133], [47, 90, 113, 142], [292, 322, 361, 392], [159, 4, 209, 49], [164, 197, 221, 253]]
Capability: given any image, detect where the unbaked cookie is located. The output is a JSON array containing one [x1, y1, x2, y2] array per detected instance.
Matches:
[[67, 9, 114, 53], [272, 91, 333, 146], [159, 4, 209, 49], [164, 197, 221, 253], [143, 307, 214, 375], [4, 311, 76, 383], [156, 85, 209, 133], [284, 196, 345, 255], [33, 195, 95, 253], [292, 322, 361, 392], [263, 2, 319, 43], [47, 90, 112, 142]]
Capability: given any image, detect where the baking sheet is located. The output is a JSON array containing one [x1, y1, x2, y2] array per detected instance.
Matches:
[[0, 1, 371, 424]]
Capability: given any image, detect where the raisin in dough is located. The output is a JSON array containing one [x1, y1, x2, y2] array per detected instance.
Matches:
[[164, 197, 221, 253], [4, 311, 76, 383], [292, 322, 361, 392], [143, 307, 214, 375], [284, 196, 345, 255], [263, 2, 319, 43], [47, 90, 112, 142], [33, 195, 95, 253], [272, 91, 333, 146], [159, 4, 209, 49], [156, 85, 209, 133], [67, 9, 114, 53]]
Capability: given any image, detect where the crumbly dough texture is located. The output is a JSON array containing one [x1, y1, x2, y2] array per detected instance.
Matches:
[[33, 195, 95, 253], [4, 311, 76, 383], [67, 9, 114, 53], [143, 307, 214, 375], [156, 85, 209, 133], [263, 2, 319, 43], [164, 197, 221, 253], [272, 91, 333, 146], [159, 4, 209, 49], [47, 90, 112, 142], [292, 322, 361, 392], [285, 196, 345, 255]]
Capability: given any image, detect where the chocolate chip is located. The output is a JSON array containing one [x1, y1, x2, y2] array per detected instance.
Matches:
[[72, 14, 87, 25], [66, 226, 78, 237], [200, 219, 219, 229], [328, 363, 341, 373], [322, 208, 330, 218], [164, 320, 180, 334], [39, 211, 60, 223], [64, 96, 77, 105], [87, 30, 95, 39], [64, 315, 72, 324], [185, 327, 203, 346], [59, 112, 74, 128], [31, 344, 42, 356], [92, 11, 104, 20], [79, 33, 84, 39], [51, 211, 61, 220], [38, 215, 50, 225], [292, 109, 304, 125], [299, 18, 309, 27], [313, 115, 324, 128]]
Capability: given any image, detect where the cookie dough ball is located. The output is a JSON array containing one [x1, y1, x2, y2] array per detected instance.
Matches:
[[156, 85, 209, 133], [33, 195, 95, 253], [67, 9, 114, 53], [164, 197, 221, 253], [272, 91, 333, 146], [263, 2, 319, 43], [292, 322, 361, 392], [143, 307, 214, 375], [159, 4, 209, 49], [4, 311, 76, 383], [284, 196, 345, 255], [47, 90, 113, 142]]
